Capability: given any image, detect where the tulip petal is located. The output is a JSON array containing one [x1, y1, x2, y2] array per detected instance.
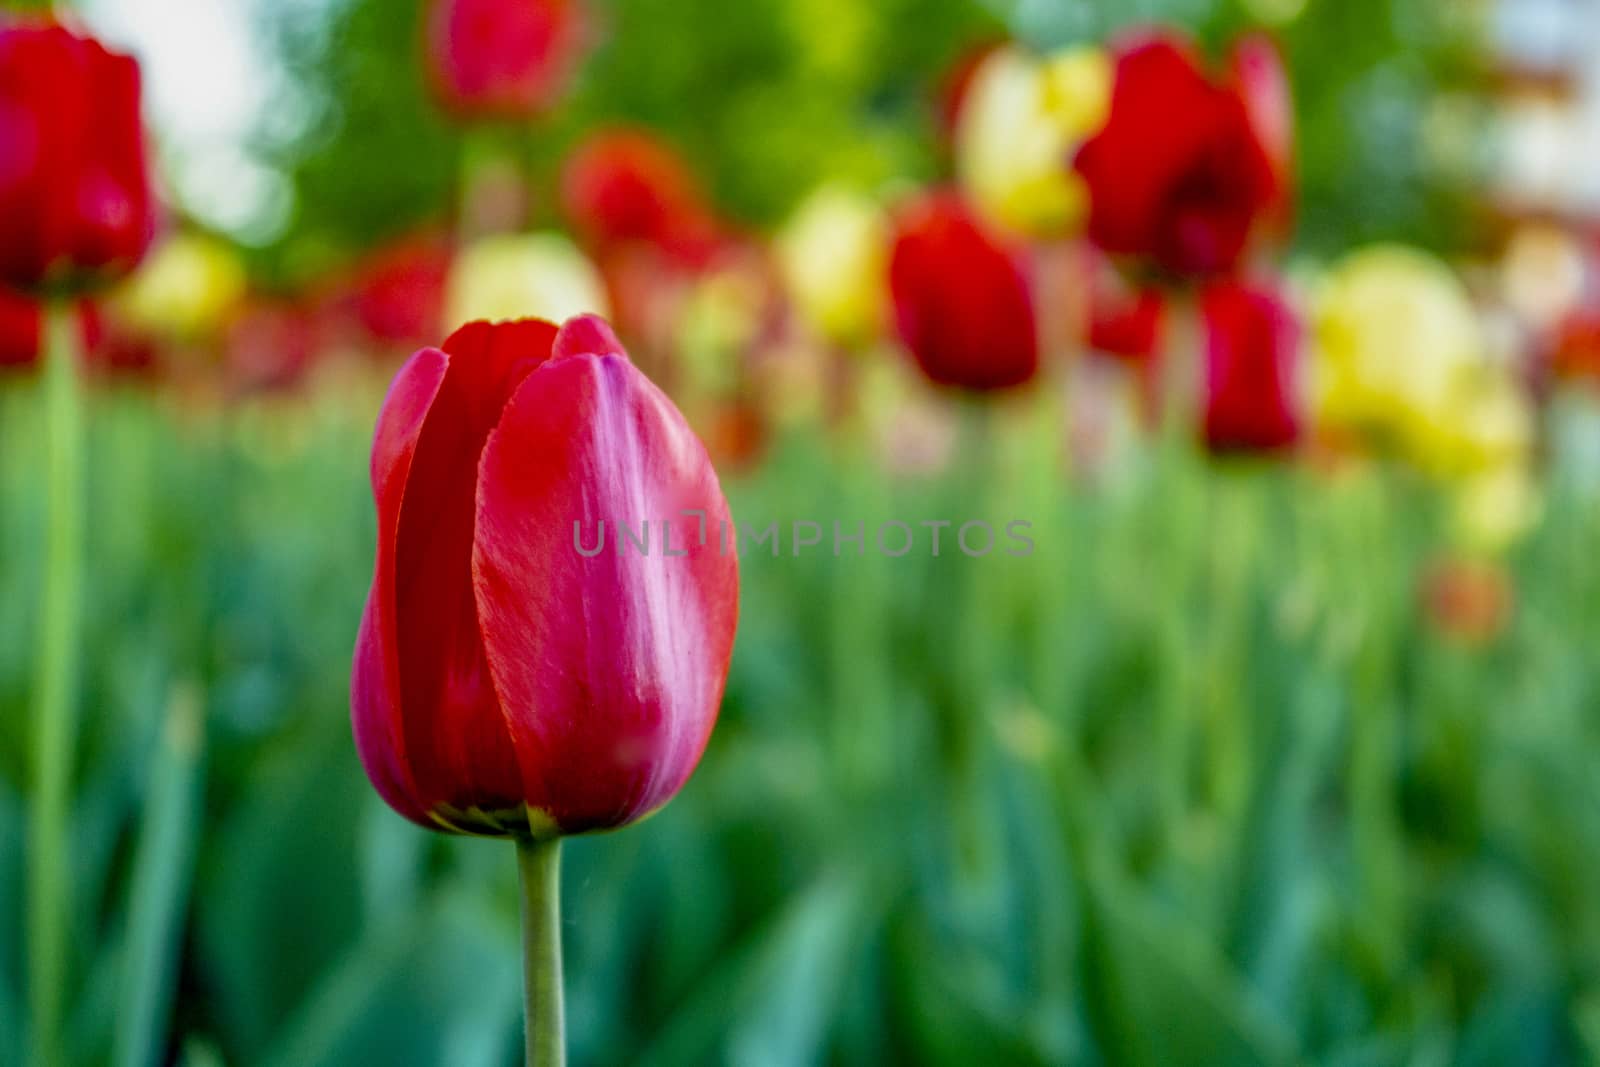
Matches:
[[352, 345, 449, 826], [388, 320, 559, 823], [552, 312, 624, 361], [473, 350, 738, 833]]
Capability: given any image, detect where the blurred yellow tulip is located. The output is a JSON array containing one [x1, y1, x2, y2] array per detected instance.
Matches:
[[113, 233, 246, 341], [775, 184, 887, 348], [445, 233, 609, 327], [953, 45, 1110, 238], [1310, 244, 1532, 478]]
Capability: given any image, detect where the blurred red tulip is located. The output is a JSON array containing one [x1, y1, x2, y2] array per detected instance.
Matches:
[[0, 19, 154, 291], [424, 0, 588, 119], [349, 235, 452, 350], [1201, 279, 1301, 453], [1550, 307, 1600, 383], [0, 287, 39, 368], [1074, 33, 1278, 278], [352, 315, 739, 837], [1089, 280, 1165, 362], [77, 301, 160, 378], [1228, 33, 1294, 234], [560, 129, 723, 268], [887, 190, 1039, 392], [224, 298, 319, 393]]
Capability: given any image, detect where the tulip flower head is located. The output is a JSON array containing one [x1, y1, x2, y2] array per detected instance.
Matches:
[[0, 18, 155, 292], [446, 232, 609, 328], [887, 189, 1039, 393], [954, 44, 1110, 238], [110, 233, 247, 342], [1201, 279, 1302, 454], [776, 184, 888, 348], [560, 129, 723, 268], [352, 315, 740, 837], [0, 288, 40, 368], [1073, 32, 1280, 278], [424, 0, 588, 120]]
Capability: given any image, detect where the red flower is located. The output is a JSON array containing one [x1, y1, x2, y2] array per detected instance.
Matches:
[[0, 19, 155, 291], [349, 235, 452, 350], [1074, 33, 1279, 278], [1201, 279, 1301, 453], [352, 315, 739, 837], [224, 298, 318, 393], [1089, 280, 1165, 362], [0, 287, 39, 368], [424, 0, 588, 119], [560, 129, 723, 268], [887, 190, 1038, 392]]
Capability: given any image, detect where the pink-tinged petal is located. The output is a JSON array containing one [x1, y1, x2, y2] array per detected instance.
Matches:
[[389, 319, 559, 823], [553, 312, 624, 360], [1229, 33, 1294, 226], [472, 350, 739, 833], [351, 345, 450, 826]]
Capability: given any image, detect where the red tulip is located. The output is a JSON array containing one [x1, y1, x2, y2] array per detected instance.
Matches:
[[1200, 279, 1301, 454], [424, 0, 588, 119], [349, 234, 452, 350], [560, 129, 723, 268], [0, 287, 39, 368], [1088, 281, 1165, 363], [887, 189, 1038, 392], [352, 315, 739, 837], [1074, 33, 1278, 278], [0, 19, 154, 291]]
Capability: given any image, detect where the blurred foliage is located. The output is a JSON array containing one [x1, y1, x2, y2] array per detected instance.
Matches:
[[3, 377, 1600, 1063], [250, 0, 1481, 284]]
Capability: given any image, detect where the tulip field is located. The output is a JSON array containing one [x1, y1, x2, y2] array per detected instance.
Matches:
[[6, 0, 1600, 1065]]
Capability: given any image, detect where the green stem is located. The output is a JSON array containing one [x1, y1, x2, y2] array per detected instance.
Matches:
[[515, 836, 565, 1067], [29, 303, 84, 1067]]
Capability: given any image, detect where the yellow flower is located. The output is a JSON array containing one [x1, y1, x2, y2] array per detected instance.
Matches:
[[775, 184, 887, 348], [954, 45, 1110, 238], [446, 233, 609, 327], [112, 233, 246, 340], [1310, 244, 1525, 473]]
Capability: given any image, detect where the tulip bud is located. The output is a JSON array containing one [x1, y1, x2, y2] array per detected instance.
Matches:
[[0, 288, 40, 369], [110, 233, 247, 342], [352, 315, 740, 836], [1310, 245, 1518, 476], [560, 129, 723, 267], [776, 184, 888, 348], [446, 233, 609, 328], [953, 45, 1109, 238], [423, 0, 589, 120], [1200, 279, 1302, 454], [0, 19, 156, 291], [1073, 32, 1279, 278], [887, 189, 1039, 393]]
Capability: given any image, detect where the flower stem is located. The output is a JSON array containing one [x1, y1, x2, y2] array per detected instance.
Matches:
[[29, 303, 84, 1067], [515, 835, 565, 1067]]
